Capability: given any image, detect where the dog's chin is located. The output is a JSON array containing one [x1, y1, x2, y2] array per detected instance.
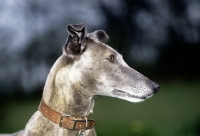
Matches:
[[112, 89, 153, 103], [125, 97, 145, 103]]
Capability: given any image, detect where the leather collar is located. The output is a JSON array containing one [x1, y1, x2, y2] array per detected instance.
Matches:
[[38, 99, 96, 130]]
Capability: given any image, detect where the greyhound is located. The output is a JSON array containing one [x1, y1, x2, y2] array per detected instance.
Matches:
[[0, 22, 159, 136]]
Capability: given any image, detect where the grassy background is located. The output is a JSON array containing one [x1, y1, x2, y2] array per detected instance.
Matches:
[[0, 81, 200, 136]]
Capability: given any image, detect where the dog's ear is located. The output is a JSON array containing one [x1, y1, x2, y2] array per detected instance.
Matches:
[[63, 22, 86, 58], [87, 30, 109, 43]]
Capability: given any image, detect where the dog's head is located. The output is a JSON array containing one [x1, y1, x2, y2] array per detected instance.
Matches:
[[62, 23, 159, 103]]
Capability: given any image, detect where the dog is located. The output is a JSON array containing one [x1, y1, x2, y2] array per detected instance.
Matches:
[[0, 22, 159, 136]]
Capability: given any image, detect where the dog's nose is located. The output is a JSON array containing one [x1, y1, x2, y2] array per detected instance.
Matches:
[[151, 81, 160, 94]]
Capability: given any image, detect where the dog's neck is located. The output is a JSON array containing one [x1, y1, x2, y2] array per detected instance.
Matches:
[[42, 55, 95, 116]]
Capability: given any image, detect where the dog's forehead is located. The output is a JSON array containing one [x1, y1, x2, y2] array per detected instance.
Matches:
[[100, 43, 123, 60], [87, 40, 119, 56]]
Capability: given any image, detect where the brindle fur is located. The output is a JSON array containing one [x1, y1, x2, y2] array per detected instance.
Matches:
[[0, 23, 159, 136]]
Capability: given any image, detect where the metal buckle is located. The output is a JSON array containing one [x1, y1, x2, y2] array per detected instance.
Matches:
[[59, 114, 88, 131], [72, 116, 88, 130], [82, 116, 88, 131], [59, 114, 70, 128], [72, 117, 78, 130]]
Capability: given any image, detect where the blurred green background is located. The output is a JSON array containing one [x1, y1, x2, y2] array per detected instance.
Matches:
[[1, 0, 200, 135]]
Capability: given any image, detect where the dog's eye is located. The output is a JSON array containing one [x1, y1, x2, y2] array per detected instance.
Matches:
[[107, 55, 115, 62]]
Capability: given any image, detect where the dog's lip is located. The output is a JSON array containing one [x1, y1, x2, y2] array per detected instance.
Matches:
[[113, 89, 146, 100]]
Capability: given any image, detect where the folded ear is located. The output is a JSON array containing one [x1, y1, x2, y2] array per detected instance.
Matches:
[[87, 30, 109, 43], [63, 22, 86, 58]]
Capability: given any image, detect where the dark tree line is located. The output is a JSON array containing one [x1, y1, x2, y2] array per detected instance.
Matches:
[[0, 0, 200, 97]]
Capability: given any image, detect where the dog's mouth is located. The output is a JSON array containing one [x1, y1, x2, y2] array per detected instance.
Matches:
[[113, 89, 150, 100]]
